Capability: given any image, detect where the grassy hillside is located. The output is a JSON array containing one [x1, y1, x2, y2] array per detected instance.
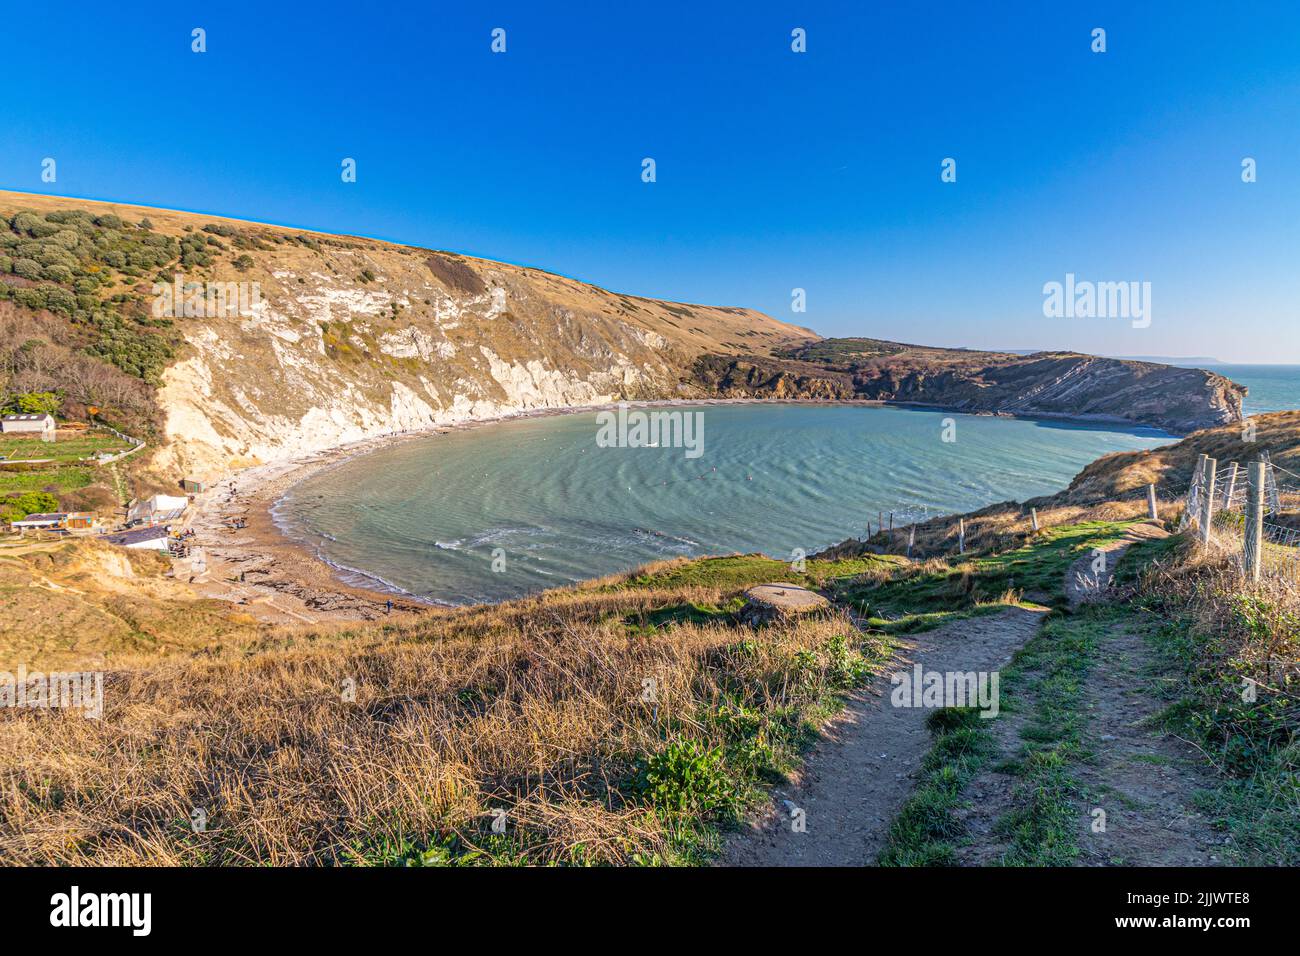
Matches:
[[2, 452, 1296, 865], [0, 548, 904, 865]]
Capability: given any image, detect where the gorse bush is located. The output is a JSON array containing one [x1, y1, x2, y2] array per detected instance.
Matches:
[[0, 207, 190, 429]]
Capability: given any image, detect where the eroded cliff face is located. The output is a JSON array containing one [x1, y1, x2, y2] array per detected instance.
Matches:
[[150, 234, 814, 479]]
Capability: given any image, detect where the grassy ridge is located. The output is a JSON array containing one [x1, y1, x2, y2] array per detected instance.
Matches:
[[4, 518, 1294, 867]]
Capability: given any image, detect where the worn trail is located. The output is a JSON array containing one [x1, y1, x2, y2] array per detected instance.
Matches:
[[961, 523, 1223, 866], [725, 605, 1045, 867]]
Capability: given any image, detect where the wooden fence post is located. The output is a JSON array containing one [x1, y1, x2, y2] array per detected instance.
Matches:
[[1200, 457, 1217, 546], [1030, 508, 1039, 532], [907, 525, 915, 559], [958, 518, 966, 555], [1146, 483, 1158, 520], [1245, 459, 1264, 582], [1261, 450, 1282, 515], [1222, 462, 1239, 510], [1181, 454, 1208, 532]]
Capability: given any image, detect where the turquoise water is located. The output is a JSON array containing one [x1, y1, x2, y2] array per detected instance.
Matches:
[[1198, 365, 1300, 417], [277, 404, 1173, 605]]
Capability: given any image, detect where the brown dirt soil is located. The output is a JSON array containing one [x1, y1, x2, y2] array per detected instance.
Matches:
[[723, 604, 1046, 866]]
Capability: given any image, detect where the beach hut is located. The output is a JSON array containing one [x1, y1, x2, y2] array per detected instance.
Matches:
[[181, 477, 206, 493], [127, 494, 189, 526], [63, 512, 99, 533], [1, 413, 56, 437]]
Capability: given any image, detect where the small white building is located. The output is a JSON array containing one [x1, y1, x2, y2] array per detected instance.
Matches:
[[10, 512, 67, 531], [127, 494, 189, 526], [1, 413, 56, 436]]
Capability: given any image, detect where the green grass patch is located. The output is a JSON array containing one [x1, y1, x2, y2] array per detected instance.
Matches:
[[1141, 608, 1300, 865], [879, 707, 997, 866], [1111, 534, 1183, 588], [613, 553, 902, 594], [840, 521, 1137, 617], [0, 431, 131, 463], [622, 598, 744, 634], [991, 608, 1115, 866], [0, 465, 95, 495]]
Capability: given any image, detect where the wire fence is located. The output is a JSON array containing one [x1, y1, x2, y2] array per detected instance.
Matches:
[[1180, 451, 1300, 579], [844, 449, 1300, 579]]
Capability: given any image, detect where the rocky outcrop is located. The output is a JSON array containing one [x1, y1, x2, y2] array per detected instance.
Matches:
[[693, 340, 1245, 435]]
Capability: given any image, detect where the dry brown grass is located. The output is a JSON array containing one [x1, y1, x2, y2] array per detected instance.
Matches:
[[1137, 524, 1300, 696], [1, 579, 874, 866], [0, 537, 285, 669]]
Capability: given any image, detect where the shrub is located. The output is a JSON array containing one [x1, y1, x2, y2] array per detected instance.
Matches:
[[0, 491, 59, 522], [12, 258, 42, 280], [42, 263, 74, 284], [10, 391, 60, 414], [636, 739, 734, 814]]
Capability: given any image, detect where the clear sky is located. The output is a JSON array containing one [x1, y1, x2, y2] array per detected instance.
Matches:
[[4, 1, 1299, 362]]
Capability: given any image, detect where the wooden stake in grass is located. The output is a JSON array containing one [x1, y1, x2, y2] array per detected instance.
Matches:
[[1199, 456, 1217, 546], [1245, 459, 1264, 582], [1147, 482, 1158, 521], [1030, 508, 1039, 532], [958, 518, 965, 555], [907, 524, 915, 559], [1222, 462, 1239, 510], [1181, 454, 1209, 533]]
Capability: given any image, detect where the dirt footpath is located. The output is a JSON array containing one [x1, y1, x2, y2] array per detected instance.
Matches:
[[1073, 617, 1224, 865], [1064, 522, 1168, 608], [724, 605, 1046, 867]]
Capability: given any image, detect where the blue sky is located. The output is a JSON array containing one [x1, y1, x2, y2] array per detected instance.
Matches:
[[4, 1, 1299, 361]]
